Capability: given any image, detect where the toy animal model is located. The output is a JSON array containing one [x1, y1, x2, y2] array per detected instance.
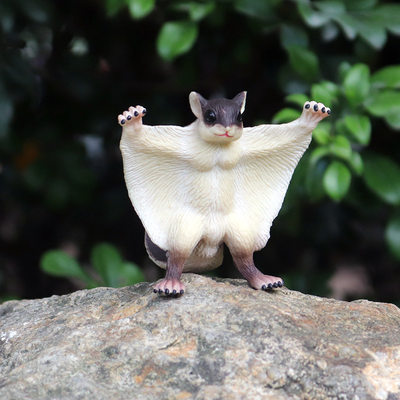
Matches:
[[118, 92, 330, 296]]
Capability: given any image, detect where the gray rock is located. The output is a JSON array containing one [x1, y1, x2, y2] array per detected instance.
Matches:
[[1, 274, 400, 400]]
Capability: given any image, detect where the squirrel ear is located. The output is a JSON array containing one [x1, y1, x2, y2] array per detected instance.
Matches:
[[232, 91, 247, 114], [189, 92, 207, 119]]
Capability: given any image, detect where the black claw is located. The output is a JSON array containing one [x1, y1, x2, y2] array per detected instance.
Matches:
[[262, 284, 267, 291], [180, 289, 184, 295], [321, 107, 326, 113], [172, 289, 177, 295], [121, 119, 126, 125], [327, 109, 331, 114], [165, 289, 170, 295], [313, 104, 318, 112], [153, 289, 158, 293], [142, 108, 147, 115], [273, 282, 278, 288], [305, 103, 310, 109], [127, 115, 132, 120], [267, 283, 273, 289], [134, 111, 139, 117], [278, 281, 283, 287], [158, 289, 163, 294]]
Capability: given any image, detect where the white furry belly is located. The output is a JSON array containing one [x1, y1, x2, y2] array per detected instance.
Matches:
[[188, 168, 235, 214], [185, 168, 233, 258]]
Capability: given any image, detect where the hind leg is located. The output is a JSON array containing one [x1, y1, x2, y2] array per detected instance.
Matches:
[[153, 252, 187, 296], [232, 253, 284, 291], [153, 214, 204, 296], [225, 215, 284, 290]]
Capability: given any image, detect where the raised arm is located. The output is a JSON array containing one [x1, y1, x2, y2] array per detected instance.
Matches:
[[241, 101, 331, 159], [118, 105, 192, 159]]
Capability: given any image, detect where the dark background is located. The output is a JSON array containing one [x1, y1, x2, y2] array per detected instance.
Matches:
[[1, 0, 400, 304]]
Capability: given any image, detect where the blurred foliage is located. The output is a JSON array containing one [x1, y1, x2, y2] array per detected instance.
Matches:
[[273, 62, 400, 263], [40, 243, 145, 288], [1, 0, 400, 303]]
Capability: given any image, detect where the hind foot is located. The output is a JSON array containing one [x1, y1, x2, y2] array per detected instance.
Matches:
[[247, 274, 284, 291], [153, 279, 185, 297], [232, 253, 284, 292]]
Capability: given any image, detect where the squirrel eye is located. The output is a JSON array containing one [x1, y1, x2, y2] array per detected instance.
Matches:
[[237, 112, 243, 122], [204, 110, 217, 124]]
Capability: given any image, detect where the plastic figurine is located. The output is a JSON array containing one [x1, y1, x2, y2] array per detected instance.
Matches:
[[118, 92, 330, 296]]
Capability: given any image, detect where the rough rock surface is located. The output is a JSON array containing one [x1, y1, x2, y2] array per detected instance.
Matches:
[[1, 274, 400, 400]]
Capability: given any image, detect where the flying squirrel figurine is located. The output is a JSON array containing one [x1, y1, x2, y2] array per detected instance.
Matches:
[[118, 92, 330, 296]]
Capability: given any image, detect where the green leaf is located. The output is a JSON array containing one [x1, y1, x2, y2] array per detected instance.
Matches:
[[177, 1, 215, 22], [329, 135, 352, 160], [338, 61, 352, 82], [40, 250, 87, 281], [234, 0, 280, 20], [127, 0, 155, 19], [343, 64, 370, 106], [321, 21, 340, 41], [157, 21, 198, 61], [364, 90, 400, 117], [280, 24, 308, 50], [285, 93, 308, 108], [385, 113, 400, 130], [105, 0, 125, 16], [315, 1, 345, 15], [306, 159, 328, 202], [323, 161, 352, 201], [91, 243, 123, 287], [272, 108, 300, 124], [359, 27, 386, 50], [374, 5, 400, 35], [286, 45, 319, 81], [345, 0, 377, 11], [323, 3, 386, 48], [353, 15, 387, 49], [311, 81, 339, 106], [363, 153, 400, 205], [312, 121, 331, 145], [119, 262, 146, 286], [349, 152, 364, 175], [371, 66, 400, 89], [385, 214, 400, 261], [344, 115, 371, 145], [297, 3, 329, 28], [334, 117, 347, 136], [310, 146, 330, 165], [332, 13, 357, 40]]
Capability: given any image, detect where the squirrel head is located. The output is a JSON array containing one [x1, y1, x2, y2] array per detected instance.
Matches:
[[189, 91, 247, 144]]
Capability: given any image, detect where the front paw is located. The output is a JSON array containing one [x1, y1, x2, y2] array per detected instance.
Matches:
[[301, 101, 331, 125], [117, 105, 147, 128]]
